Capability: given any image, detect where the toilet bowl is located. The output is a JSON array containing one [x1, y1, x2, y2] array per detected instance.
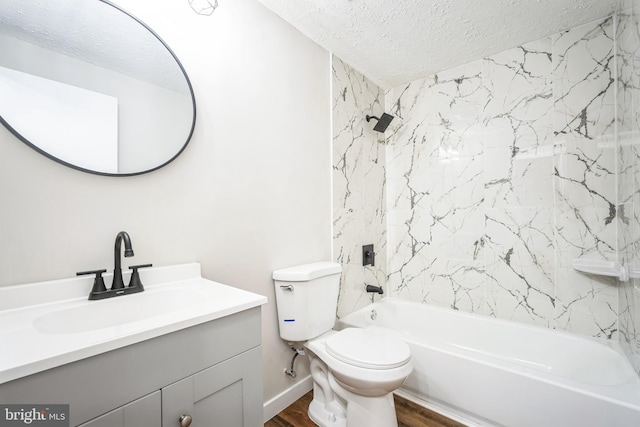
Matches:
[[308, 328, 412, 395], [305, 328, 413, 427], [272, 262, 413, 427]]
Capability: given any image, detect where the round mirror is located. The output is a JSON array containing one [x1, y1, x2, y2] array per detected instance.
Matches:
[[0, 0, 196, 176]]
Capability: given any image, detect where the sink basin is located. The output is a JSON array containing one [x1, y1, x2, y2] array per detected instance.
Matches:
[[33, 287, 205, 334], [0, 263, 267, 385]]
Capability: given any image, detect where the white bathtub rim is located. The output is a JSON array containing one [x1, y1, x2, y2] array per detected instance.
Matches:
[[349, 297, 623, 348], [338, 298, 640, 410], [339, 297, 638, 382], [401, 330, 640, 403], [397, 327, 640, 411]]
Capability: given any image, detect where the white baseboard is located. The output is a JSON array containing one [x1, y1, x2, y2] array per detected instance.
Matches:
[[263, 375, 313, 423]]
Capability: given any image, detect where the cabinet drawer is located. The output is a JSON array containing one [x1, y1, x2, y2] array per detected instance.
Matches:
[[162, 346, 262, 427], [78, 391, 160, 427]]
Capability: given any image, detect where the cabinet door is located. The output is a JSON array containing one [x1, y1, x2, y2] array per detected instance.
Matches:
[[162, 347, 262, 427], [77, 391, 161, 427]]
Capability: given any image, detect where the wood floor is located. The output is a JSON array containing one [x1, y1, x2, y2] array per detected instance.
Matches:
[[265, 391, 466, 427]]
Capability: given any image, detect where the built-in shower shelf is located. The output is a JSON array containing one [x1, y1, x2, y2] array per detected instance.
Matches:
[[572, 258, 628, 282]]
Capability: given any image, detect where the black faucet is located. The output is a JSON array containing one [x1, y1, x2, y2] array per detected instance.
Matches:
[[76, 231, 153, 300], [112, 231, 134, 290], [365, 284, 384, 294], [78, 231, 152, 300]]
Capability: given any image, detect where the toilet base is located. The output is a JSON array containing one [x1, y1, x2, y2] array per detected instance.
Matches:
[[308, 398, 346, 427], [307, 372, 399, 427], [305, 335, 406, 427], [307, 386, 399, 427], [329, 373, 398, 427]]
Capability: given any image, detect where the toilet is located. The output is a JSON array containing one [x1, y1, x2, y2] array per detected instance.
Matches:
[[273, 262, 413, 427]]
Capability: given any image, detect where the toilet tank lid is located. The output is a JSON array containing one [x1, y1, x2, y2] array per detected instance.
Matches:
[[273, 262, 342, 281]]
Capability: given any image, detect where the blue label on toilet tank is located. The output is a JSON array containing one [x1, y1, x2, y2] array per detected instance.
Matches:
[[284, 319, 295, 322]]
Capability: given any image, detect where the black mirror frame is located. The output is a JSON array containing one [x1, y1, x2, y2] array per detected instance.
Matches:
[[0, 0, 197, 177]]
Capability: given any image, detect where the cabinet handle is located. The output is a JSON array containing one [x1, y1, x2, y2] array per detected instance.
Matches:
[[179, 414, 192, 427]]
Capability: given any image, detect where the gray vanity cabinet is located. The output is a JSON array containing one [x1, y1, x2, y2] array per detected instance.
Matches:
[[162, 347, 262, 427], [80, 347, 262, 427], [0, 307, 263, 427], [77, 392, 161, 427]]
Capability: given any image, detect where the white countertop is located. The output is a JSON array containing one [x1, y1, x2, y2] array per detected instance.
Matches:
[[0, 263, 267, 384]]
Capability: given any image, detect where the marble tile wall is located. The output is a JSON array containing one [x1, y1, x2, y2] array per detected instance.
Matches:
[[332, 9, 640, 371], [385, 16, 620, 338], [332, 57, 387, 318], [617, 0, 640, 373]]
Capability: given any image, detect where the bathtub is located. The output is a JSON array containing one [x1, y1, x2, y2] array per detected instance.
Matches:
[[336, 298, 640, 427]]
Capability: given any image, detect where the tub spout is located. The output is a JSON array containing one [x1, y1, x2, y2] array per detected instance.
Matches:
[[365, 284, 384, 294]]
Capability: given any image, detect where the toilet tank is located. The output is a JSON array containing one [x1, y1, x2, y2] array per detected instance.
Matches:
[[273, 262, 342, 342]]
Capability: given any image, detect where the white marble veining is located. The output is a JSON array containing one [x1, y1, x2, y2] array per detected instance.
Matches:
[[330, 16, 620, 339], [332, 9, 640, 373], [332, 57, 387, 318], [555, 136, 618, 270], [553, 17, 616, 140], [617, 0, 640, 374], [485, 207, 556, 328], [383, 16, 619, 338], [0, 263, 267, 384], [551, 16, 619, 341]]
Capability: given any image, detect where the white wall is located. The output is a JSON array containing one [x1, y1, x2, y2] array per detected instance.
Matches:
[[0, 0, 330, 407]]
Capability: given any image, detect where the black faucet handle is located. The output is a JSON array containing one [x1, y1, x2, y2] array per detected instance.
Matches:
[[77, 269, 108, 295], [77, 268, 107, 276], [362, 244, 376, 266], [128, 264, 152, 289], [129, 263, 153, 271]]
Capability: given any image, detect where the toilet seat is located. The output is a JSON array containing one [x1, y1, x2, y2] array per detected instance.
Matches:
[[306, 328, 413, 400], [325, 328, 411, 370]]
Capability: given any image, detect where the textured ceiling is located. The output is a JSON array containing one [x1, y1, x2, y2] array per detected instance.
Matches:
[[257, 0, 619, 89]]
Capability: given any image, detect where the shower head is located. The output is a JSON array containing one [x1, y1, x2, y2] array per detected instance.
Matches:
[[366, 113, 394, 133]]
